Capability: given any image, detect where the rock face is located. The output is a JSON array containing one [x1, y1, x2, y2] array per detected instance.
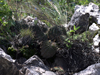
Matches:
[[20, 55, 56, 75], [22, 16, 48, 33], [2, 3, 100, 75], [92, 34, 100, 53], [0, 48, 23, 75], [0, 47, 56, 75], [89, 23, 99, 31], [68, 2, 100, 33], [68, 12, 89, 33], [74, 63, 100, 75]]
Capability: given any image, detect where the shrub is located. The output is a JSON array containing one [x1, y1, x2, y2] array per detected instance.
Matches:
[[0, 0, 15, 40]]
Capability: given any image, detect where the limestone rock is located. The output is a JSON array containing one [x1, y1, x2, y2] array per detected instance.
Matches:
[[92, 34, 100, 53], [20, 55, 56, 75], [68, 2, 100, 33], [0, 48, 23, 75], [68, 11, 89, 33], [89, 23, 99, 31], [74, 63, 100, 75]]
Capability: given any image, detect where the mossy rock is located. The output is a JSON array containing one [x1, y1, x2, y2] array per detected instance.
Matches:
[[40, 40, 57, 58]]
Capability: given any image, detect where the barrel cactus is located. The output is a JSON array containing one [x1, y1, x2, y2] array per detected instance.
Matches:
[[40, 40, 57, 58], [30, 25, 45, 41], [47, 25, 66, 42]]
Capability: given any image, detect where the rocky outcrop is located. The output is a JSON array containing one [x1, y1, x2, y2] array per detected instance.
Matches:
[[68, 2, 100, 33], [0, 47, 56, 75], [74, 63, 100, 75], [0, 48, 23, 75], [68, 12, 89, 33], [20, 55, 56, 75], [2, 2, 100, 75], [89, 23, 100, 53], [21, 16, 48, 33]]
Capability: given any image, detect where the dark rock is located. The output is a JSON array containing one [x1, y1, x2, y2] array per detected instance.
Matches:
[[21, 35, 33, 46], [0, 39, 10, 53], [68, 12, 89, 33], [54, 41, 100, 74], [11, 34, 34, 48], [16, 57, 27, 64]]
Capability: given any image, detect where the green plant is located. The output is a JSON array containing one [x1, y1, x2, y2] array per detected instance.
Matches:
[[20, 28, 34, 38], [7, 0, 67, 25], [8, 46, 16, 58], [64, 25, 91, 48], [19, 45, 37, 58], [70, 25, 80, 33], [0, 0, 15, 40], [47, 25, 66, 41], [41, 20, 52, 27], [8, 45, 37, 59], [40, 40, 57, 58]]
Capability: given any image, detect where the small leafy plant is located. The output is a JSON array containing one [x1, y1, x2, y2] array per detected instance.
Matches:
[[65, 25, 80, 48], [70, 25, 80, 33]]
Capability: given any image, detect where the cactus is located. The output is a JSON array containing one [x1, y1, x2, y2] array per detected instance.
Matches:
[[47, 25, 66, 42], [30, 25, 45, 41], [40, 40, 57, 58]]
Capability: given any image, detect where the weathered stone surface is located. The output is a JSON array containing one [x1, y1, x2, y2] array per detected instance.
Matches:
[[92, 34, 100, 53], [22, 16, 48, 33], [68, 11, 89, 33], [89, 23, 99, 31], [20, 55, 56, 75], [68, 2, 100, 33], [0, 47, 56, 75], [74, 63, 100, 75], [0, 48, 23, 75]]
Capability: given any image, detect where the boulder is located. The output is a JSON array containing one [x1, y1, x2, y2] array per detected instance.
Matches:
[[22, 16, 48, 33], [13, 16, 48, 35], [20, 55, 56, 75], [0, 47, 56, 75], [68, 2, 100, 33], [68, 11, 89, 33], [0, 48, 23, 75], [74, 63, 100, 75]]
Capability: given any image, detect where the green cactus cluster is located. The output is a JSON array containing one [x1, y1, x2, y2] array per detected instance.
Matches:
[[47, 25, 66, 42], [40, 40, 57, 58]]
